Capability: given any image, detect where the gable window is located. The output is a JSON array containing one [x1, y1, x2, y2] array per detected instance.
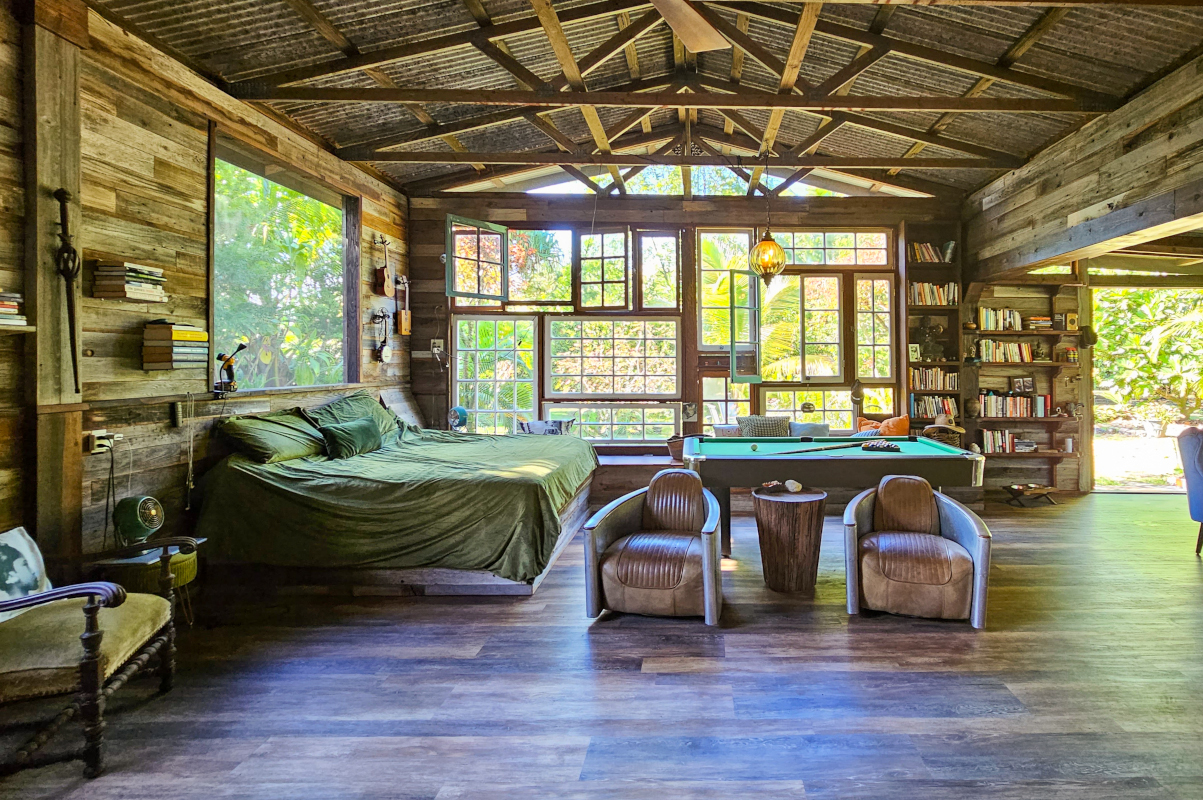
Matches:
[[508, 229, 572, 304], [213, 157, 346, 389], [580, 230, 628, 309]]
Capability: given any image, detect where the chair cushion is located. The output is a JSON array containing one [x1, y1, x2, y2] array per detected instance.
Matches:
[[0, 593, 171, 703], [874, 475, 940, 535], [859, 532, 973, 620], [642, 468, 706, 532], [600, 531, 705, 618]]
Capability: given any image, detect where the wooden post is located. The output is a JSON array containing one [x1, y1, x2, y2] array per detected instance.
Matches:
[[20, 0, 87, 567]]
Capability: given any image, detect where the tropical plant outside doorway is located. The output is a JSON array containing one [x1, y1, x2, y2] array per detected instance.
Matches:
[[1092, 287, 1203, 491]]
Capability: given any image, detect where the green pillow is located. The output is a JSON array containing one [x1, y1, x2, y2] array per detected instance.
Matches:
[[319, 417, 383, 459], [301, 390, 398, 438], [221, 409, 326, 463]]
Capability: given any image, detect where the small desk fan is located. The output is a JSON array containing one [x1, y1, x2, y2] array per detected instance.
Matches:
[[113, 496, 164, 547], [448, 406, 468, 431]]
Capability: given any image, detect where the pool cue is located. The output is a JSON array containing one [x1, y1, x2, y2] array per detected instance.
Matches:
[[769, 441, 867, 456]]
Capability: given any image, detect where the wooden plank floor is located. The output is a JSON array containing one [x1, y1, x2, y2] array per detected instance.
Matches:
[[3, 494, 1203, 799]]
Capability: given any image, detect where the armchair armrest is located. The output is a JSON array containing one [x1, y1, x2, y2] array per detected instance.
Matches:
[[583, 488, 647, 618], [935, 492, 992, 630], [86, 537, 198, 562], [701, 489, 720, 536], [0, 582, 126, 615], [843, 488, 876, 615]]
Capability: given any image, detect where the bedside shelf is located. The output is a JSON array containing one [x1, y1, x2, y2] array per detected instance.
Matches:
[[968, 330, 1081, 337]]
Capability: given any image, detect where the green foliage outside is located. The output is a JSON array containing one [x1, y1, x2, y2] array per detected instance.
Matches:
[[213, 160, 345, 389], [508, 230, 572, 302], [1093, 287, 1203, 430]]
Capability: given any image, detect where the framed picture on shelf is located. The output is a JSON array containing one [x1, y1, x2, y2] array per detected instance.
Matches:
[[1010, 375, 1035, 393], [908, 344, 921, 361], [1066, 312, 1079, 331]]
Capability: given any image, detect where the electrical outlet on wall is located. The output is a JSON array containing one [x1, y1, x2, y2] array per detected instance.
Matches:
[[431, 339, 445, 356]]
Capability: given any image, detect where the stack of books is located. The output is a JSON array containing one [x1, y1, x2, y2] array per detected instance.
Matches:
[[143, 320, 208, 371], [908, 281, 960, 305], [93, 261, 167, 302], [909, 242, 956, 263], [977, 339, 1038, 363], [0, 291, 26, 327], [909, 366, 958, 391], [978, 392, 1054, 418], [1026, 315, 1053, 331], [977, 307, 1023, 331], [910, 395, 959, 419], [981, 429, 1017, 454]]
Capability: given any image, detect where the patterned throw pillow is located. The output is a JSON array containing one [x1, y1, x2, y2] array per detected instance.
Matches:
[[518, 419, 576, 435], [789, 422, 830, 437], [712, 424, 741, 437], [737, 415, 791, 437], [851, 429, 882, 438], [0, 527, 51, 623]]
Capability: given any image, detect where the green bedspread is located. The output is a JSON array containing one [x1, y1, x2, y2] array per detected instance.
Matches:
[[196, 428, 598, 583]]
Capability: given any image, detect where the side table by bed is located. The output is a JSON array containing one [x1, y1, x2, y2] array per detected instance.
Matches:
[[88, 538, 206, 625], [751, 490, 827, 594]]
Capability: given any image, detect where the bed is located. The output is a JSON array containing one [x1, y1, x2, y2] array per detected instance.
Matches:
[[196, 394, 597, 595]]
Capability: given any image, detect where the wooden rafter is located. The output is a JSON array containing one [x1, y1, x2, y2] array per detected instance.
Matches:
[[887, 7, 1070, 175], [529, 0, 627, 193], [721, 13, 750, 149], [361, 152, 1009, 167], [609, 130, 685, 191], [747, 1, 822, 193], [234, 86, 1115, 114], [560, 164, 606, 192]]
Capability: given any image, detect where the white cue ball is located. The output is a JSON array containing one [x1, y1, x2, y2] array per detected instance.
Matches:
[[750, 444, 758, 451]]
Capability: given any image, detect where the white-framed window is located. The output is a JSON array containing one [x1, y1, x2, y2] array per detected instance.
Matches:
[[543, 402, 680, 443], [762, 387, 855, 432], [855, 274, 894, 381], [701, 377, 749, 435], [545, 316, 680, 399], [579, 229, 629, 309], [452, 315, 537, 434], [771, 230, 889, 267]]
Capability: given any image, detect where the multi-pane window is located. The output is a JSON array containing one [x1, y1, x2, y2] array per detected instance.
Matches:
[[639, 232, 678, 309], [763, 388, 854, 432], [702, 377, 750, 434], [771, 231, 888, 267], [862, 387, 896, 416], [447, 216, 507, 301], [856, 276, 894, 380], [546, 317, 678, 398], [699, 230, 752, 348], [454, 316, 537, 434], [758, 275, 843, 382], [508, 229, 572, 303], [580, 231, 628, 308], [802, 275, 843, 380], [544, 402, 679, 442]]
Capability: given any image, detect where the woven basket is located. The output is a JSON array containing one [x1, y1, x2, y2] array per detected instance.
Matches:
[[924, 430, 962, 449], [667, 434, 707, 463]]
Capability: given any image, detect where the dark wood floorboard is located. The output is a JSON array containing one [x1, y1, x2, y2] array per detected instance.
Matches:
[[3, 494, 1203, 799]]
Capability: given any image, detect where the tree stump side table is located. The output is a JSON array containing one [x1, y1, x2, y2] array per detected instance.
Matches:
[[751, 489, 827, 594]]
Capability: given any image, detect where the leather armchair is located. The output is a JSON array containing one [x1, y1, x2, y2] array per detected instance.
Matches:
[[1177, 427, 1203, 554], [584, 468, 722, 625], [843, 476, 991, 629], [0, 537, 197, 779]]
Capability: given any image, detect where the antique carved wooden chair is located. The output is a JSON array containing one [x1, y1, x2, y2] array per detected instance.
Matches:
[[0, 533, 197, 778]]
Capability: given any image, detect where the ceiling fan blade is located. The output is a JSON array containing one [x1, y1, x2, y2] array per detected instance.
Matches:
[[650, 0, 732, 53]]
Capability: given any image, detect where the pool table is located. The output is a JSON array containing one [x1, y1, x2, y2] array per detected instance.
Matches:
[[682, 436, 984, 556]]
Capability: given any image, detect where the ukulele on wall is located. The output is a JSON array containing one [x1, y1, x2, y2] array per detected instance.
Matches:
[[374, 235, 394, 298]]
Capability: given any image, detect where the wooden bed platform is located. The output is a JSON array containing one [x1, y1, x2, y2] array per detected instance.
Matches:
[[204, 480, 591, 597]]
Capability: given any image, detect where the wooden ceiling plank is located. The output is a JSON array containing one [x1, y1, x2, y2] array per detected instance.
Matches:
[[281, 0, 355, 53], [473, 39, 549, 90], [523, 112, 587, 153], [748, 1, 822, 193], [235, 85, 1115, 114], [688, 1, 789, 81], [554, 8, 665, 88], [717, 1, 1116, 105], [811, 45, 888, 98], [236, 0, 650, 88], [529, 0, 627, 192], [616, 12, 643, 80]]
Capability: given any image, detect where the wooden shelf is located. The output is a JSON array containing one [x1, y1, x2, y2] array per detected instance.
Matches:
[[907, 261, 957, 267], [975, 361, 1078, 368], [968, 329, 1080, 337], [910, 389, 961, 395], [984, 451, 1079, 459], [0, 324, 35, 335], [908, 305, 960, 312], [908, 360, 961, 368], [975, 417, 1078, 425]]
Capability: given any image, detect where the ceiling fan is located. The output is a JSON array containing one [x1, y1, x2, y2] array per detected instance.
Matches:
[[649, 0, 732, 53]]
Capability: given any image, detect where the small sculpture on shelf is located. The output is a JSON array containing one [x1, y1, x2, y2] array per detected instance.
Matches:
[[963, 397, 981, 419], [1033, 341, 1050, 361], [916, 316, 946, 362]]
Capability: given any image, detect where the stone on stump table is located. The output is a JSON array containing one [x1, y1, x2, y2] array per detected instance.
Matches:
[[751, 489, 827, 594]]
